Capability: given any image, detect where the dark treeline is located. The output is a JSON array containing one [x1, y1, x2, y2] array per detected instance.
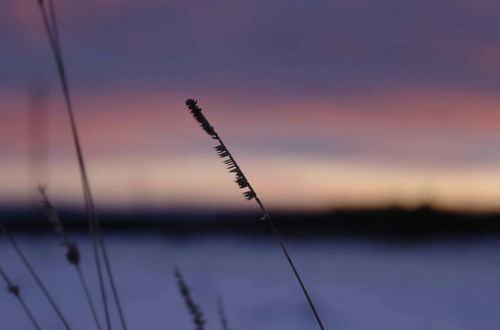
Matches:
[[2, 205, 500, 240]]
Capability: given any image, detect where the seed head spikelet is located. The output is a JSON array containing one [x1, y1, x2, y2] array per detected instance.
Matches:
[[39, 185, 80, 265], [175, 268, 206, 330], [184, 99, 326, 330], [185, 99, 257, 201], [0, 266, 42, 330], [186, 99, 216, 137], [217, 296, 231, 330], [38, 186, 102, 329], [39, 185, 69, 243], [8, 284, 20, 296], [1, 222, 71, 329], [64, 242, 81, 265]]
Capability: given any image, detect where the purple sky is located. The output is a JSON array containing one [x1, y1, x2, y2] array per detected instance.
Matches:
[[2, 0, 500, 211]]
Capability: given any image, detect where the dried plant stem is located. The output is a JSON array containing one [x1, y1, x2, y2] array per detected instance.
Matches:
[[35, 1, 110, 329], [75, 265, 102, 330], [0, 266, 42, 330], [217, 297, 231, 330], [175, 268, 206, 330], [217, 136, 324, 329], [36, 1, 128, 329], [185, 99, 325, 330], [1, 223, 71, 330], [39, 187, 102, 330], [27, 86, 49, 197]]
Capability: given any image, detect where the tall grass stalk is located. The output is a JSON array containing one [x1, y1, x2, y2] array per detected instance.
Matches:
[[0, 265, 42, 330], [0, 222, 71, 330], [27, 85, 49, 197], [35, 1, 127, 329], [217, 297, 231, 330], [175, 268, 206, 330], [39, 186, 103, 330], [185, 99, 325, 330]]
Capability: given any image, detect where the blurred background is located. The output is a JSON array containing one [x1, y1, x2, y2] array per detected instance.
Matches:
[[2, 0, 500, 329]]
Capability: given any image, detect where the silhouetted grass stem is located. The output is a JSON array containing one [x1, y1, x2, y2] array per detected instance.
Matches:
[[185, 99, 325, 330], [175, 268, 206, 330], [1, 223, 71, 330], [39, 186, 103, 330], [0, 266, 42, 330], [217, 297, 231, 330], [36, 1, 128, 329]]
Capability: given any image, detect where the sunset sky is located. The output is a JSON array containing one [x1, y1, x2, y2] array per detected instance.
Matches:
[[2, 0, 500, 212]]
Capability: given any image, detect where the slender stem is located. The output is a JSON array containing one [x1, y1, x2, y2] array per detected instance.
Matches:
[[1, 224, 71, 330], [36, 1, 129, 329], [99, 236, 128, 330], [213, 134, 325, 329], [47, 0, 61, 49], [36, 3, 112, 328], [39, 187, 103, 330], [17, 295, 43, 330], [217, 297, 230, 330], [76, 265, 103, 330], [0, 266, 42, 330], [266, 220, 325, 330]]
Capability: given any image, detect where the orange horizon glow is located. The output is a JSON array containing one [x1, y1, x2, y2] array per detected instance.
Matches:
[[3, 1, 500, 213], [3, 88, 500, 212]]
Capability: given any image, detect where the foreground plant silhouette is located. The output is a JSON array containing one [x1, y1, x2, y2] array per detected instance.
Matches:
[[184, 99, 325, 330], [39, 185, 102, 330], [217, 296, 231, 330], [0, 266, 41, 330], [35, 0, 127, 329], [1, 222, 71, 329], [175, 268, 206, 330]]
